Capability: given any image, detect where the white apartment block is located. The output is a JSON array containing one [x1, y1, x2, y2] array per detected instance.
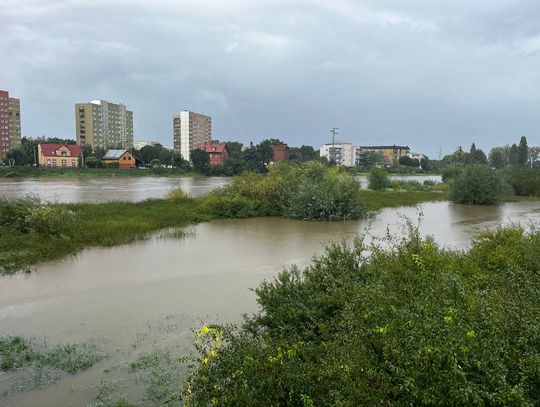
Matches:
[[319, 142, 356, 167], [173, 111, 211, 161]]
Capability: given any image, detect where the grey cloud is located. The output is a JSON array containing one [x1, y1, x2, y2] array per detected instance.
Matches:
[[1, 0, 539, 157]]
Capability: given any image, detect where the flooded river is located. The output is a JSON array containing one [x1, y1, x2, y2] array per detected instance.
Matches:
[[1, 199, 539, 406], [0, 175, 441, 203]]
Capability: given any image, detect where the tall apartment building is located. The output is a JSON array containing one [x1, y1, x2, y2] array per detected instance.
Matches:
[[173, 111, 211, 161], [0, 90, 21, 156], [75, 100, 133, 151]]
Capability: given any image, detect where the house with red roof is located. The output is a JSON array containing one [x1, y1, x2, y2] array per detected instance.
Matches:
[[194, 142, 229, 165], [38, 144, 82, 168]]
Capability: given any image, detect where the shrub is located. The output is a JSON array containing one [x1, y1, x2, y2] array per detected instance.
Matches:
[[285, 166, 366, 220], [183, 225, 540, 406], [441, 165, 462, 183], [504, 168, 540, 196], [368, 167, 391, 191], [166, 187, 192, 203], [197, 194, 259, 218], [449, 165, 510, 205], [0, 196, 75, 237], [213, 162, 367, 221]]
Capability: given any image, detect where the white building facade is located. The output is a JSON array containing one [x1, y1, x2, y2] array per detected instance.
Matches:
[[319, 142, 356, 167], [173, 111, 211, 161]]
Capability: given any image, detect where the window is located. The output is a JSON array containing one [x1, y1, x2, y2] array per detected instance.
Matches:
[[47, 159, 51, 166], [62, 159, 67, 167], [52, 159, 57, 166], [72, 160, 76, 167]]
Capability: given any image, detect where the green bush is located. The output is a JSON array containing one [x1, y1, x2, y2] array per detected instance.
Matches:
[[0, 196, 75, 237], [504, 168, 540, 196], [211, 162, 367, 221], [285, 165, 366, 220], [166, 187, 193, 203], [449, 165, 510, 205], [198, 194, 259, 218], [368, 167, 391, 191], [183, 225, 540, 406]]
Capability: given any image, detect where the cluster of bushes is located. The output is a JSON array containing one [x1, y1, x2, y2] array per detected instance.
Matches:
[[0, 196, 75, 238], [504, 168, 540, 197], [182, 225, 540, 406], [199, 162, 367, 221]]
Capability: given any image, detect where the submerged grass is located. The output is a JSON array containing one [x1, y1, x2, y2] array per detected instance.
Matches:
[[359, 189, 449, 211], [0, 336, 103, 374]]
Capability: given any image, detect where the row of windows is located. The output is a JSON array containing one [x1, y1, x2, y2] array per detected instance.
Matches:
[[46, 159, 77, 167]]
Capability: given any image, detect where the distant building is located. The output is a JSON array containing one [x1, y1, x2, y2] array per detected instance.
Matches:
[[102, 149, 135, 169], [357, 145, 410, 165], [75, 100, 133, 151], [38, 144, 82, 168], [173, 111, 211, 161], [320, 142, 355, 167], [133, 140, 161, 150], [0, 89, 21, 156], [408, 152, 426, 161], [272, 144, 290, 162], [195, 142, 229, 165]]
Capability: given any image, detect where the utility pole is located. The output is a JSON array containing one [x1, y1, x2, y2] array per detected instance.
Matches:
[[330, 127, 339, 164]]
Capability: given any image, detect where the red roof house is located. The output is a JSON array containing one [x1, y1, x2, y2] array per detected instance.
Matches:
[[38, 144, 82, 168], [194, 142, 229, 165]]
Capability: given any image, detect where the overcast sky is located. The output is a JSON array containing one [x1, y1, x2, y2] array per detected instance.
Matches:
[[1, 0, 540, 157]]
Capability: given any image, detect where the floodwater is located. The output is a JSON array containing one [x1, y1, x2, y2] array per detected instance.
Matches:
[[0, 176, 228, 203], [1, 200, 539, 406], [0, 175, 441, 203]]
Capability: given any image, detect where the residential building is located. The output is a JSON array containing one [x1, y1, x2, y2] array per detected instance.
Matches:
[[357, 145, 410, 165], [173, 111, 211, 161], [103, 149, 135, 169], [272, 144, 290, 162], [195, 142, 229, 165], [38, 144, 82, 168], [319, 142, 355, 167], [0, 89, 21, 156], [75, 100, 133, 151]]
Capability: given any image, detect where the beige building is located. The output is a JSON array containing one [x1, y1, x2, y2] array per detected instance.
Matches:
[[75, 100, 133, 151], [356, 145, 410, 165], [38, 144, 82, 167], [173, 111, 211, 161]]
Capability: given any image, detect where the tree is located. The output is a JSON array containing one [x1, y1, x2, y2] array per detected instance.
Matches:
[[469, 143, 487, 164], [368, 167, 391, 191], [518, 136, 528, 167], [449, 164, 508, 205], [257, 140, 274, 164], [225, 141, 243, 155], [489, 148, 506, 169], [399, 155, 420, 168], [191, 148, 211, 175], [356, 151, 385, 169], [508, 144, 519, 166]]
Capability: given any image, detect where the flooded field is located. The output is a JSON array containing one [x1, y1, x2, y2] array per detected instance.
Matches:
[[1, 200, 539, 406]]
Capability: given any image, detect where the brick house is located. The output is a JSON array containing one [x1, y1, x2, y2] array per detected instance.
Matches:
[[194, 142, 229, 165]]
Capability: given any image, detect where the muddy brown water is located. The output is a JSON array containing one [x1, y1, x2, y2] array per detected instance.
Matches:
[[1, 200, 539, 406], [0, 175, 442, 203]]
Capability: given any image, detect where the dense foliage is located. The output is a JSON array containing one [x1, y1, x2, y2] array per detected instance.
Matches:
[[199, 162, 367, 221], [368, 167, 391, 191], [449, 165, 510, 205], [183, 225, 540, 406]]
